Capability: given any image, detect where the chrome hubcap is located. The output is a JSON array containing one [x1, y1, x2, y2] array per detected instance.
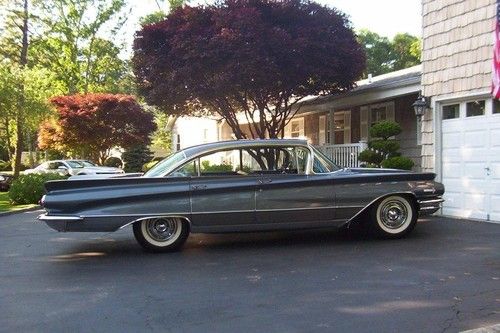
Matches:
[[145, 218, 178, 242], [380, 200, 408, 229]]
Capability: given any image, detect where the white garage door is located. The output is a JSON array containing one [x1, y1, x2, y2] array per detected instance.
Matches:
[[441, 99, 500, 222]]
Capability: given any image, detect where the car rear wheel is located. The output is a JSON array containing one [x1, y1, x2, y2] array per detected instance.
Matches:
[[370, 195, 417, 238], [133, 217, 189, 252]]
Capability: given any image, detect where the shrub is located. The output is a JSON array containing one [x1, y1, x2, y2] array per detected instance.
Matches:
[[359, 120, 413, 170], [8, 173, 67, 205], [0, 160, 12, 171], [104, 157, 123, 168], [381, 156, 415, 170], [201, 160, 233, 172], [122, 144, 153, 173]]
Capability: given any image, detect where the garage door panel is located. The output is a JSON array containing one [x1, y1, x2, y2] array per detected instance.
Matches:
[[442, 161, 460, 176], [463, 131, 486, 147], [442, 133, 461, 148], [463, 163, 488, 178], [442, 192, 462, 209]]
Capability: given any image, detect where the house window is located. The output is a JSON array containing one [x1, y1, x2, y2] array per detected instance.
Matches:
[[442, 104, 460, 120], [466, 100, 485, 117], [494, 99, 500, 114], [332, 111, 351, 144], [370, 106, 388, 126], [334, 112, 345, 144], [285, 118, 304, 138]]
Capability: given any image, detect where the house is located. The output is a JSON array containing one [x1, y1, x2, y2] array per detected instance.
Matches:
[[215, 66, 423, 169], [421, 0, 499, 222]]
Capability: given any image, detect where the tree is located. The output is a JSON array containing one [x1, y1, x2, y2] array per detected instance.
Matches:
[[357, 30, 421, 77], [38, 94, 156, 163], [133, 0, 365, 140], [358, 121, 414, 170], [392, 33, 421, 71], [33, 0, 132, 94], [122, 144, 153, 172]]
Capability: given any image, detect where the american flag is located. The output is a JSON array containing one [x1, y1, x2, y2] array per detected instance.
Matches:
[[493, 0, 500, 99]]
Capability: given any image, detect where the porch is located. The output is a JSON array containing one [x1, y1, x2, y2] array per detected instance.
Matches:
[[315, 142, 368, 168]]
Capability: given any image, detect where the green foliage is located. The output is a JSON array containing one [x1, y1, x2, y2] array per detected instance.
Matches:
[[150, 112, 173, 155], [122, 145, 153, 173], [369, 121, 402, 139], [142, 156, 164, 172], [139, 11, 167, 26], [0, 160, 12, 172], [104, 157, 123, 168], [357, 30, 421, 76], [8, 173, 67, 205], [381, 156, 415, 171], [358, 149, 384, 167], [369, 139, 400, 156], [201, 160, 233, 173], [359, 120, 413, 170]]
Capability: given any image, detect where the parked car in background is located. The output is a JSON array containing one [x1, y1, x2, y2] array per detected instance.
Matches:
[[24, 160, 124, 177], [39, 140, 445, 253], [0, 173, 13, 191]]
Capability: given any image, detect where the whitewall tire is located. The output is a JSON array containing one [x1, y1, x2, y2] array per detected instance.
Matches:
[[133, 217, 189, 252], [370, 195, 417, 238]]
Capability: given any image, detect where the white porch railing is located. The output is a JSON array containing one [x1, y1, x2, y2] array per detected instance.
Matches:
[[315, 142, 368, 168]]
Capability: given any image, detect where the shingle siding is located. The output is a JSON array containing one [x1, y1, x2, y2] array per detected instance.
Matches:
[[421, 0, 495, 171]]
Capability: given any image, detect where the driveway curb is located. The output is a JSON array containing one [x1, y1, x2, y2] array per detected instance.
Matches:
[[0, 206, 41, 217]]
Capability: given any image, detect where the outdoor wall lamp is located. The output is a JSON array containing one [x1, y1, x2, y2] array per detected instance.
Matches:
[[412, 94, 430, 119]]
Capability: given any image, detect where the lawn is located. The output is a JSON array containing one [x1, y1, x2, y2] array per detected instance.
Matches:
[[0, 192, 37, 213]]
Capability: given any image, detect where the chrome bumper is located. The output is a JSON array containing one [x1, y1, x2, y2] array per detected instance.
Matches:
[[38, 214, 83, 232], [38, 214, 83, 221], [418, 197, 444, 215]]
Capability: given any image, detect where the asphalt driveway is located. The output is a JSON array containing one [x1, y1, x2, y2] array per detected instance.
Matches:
[[0, 210, 498, 333]]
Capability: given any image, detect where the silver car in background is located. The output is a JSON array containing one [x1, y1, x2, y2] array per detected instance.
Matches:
[[24, 160, 124, 177]]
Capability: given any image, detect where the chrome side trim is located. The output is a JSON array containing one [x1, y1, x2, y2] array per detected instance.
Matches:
[[418, 198, 444, 204], [81, 213, 189, 218], [118, 215, 192, 229], [420, 206, 441, 211], [38, 214, 83, 221]]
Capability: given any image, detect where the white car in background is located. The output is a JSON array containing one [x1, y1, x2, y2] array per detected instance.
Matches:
[[23, 160, 124, 177]]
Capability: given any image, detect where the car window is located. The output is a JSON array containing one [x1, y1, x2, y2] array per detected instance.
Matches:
[[245, 147, 309, 174], [66, 161, 84, 168], [311, 146, 341, 173], [170, 160, 197, 177], [145, 151, 186, 177]]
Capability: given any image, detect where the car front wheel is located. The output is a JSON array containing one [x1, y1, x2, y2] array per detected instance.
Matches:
[[370, 195, 417, 238], [133, 217, 189, 252]]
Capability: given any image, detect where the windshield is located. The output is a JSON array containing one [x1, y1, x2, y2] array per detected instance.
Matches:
[[66, 161, 85, 168], [81, 160, 97, 167], [311, 146, 341, 173], [144, 151, 187, 177]]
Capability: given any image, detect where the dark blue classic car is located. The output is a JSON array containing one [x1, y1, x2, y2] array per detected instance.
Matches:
[[39, 139, 444, 252]]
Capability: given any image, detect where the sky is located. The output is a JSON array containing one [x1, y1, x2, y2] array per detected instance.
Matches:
[[121, 0, 422, 55]]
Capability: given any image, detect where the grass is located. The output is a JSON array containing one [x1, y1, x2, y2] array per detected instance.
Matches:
[[0, 191, 37, 213]]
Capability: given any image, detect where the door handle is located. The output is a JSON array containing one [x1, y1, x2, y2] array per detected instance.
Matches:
[[485, 167, 491, 176], [191, 184, 207, 190]]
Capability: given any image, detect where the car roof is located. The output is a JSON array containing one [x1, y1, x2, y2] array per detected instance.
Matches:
[[181, 139, 309, 158]]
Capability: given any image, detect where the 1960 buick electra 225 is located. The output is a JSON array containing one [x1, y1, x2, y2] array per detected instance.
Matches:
[[38, 139, 444, 252]]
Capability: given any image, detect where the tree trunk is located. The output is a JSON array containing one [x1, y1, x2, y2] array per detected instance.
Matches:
[[13, 0, 29, 177]]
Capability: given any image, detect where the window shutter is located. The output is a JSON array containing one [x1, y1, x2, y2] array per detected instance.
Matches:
[[318, 115, 326, 145], [360, 106, 369, 141], [344, 111, 351, 144], [387, 101, 395, 121], [284, 123, 291, 138]]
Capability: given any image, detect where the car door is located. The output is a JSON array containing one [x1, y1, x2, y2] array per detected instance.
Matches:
[[183, 148, 260, 230], [254, 146, 336, 225]]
